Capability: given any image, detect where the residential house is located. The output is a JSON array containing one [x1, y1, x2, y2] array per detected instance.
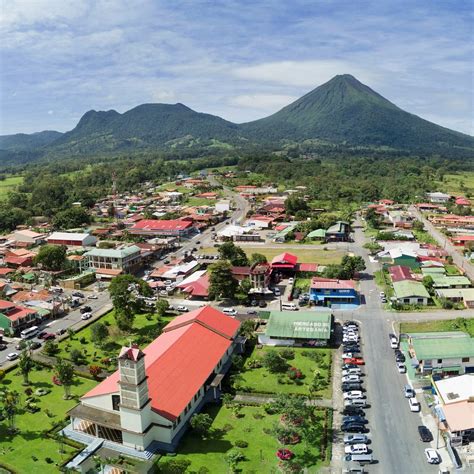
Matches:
[[392, 280, 430, 305], [325, 221, 351, 242], [310, 277, 359, 306], [0, 299, 40, 335], [176, 271, 210, 299], [11, 229, 45, 246], [430, 274, 471, 289], [258, 310, 333, 347], [434, 288, 474, 308], [388, 265, 414, 282], [66, 307, 241, 453], [427, 192, 451, 203], [215, 200, 231, 213], [407, 331, 474, 376], [230, 263, 272, 294], [307, 229, 326, 241], [455, 197, 471, 207], [450, 235, 474, 247]]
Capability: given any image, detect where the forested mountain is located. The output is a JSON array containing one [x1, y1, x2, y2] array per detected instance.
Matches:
[[1, 75, 473, 163], [0, 130, 63, 151]]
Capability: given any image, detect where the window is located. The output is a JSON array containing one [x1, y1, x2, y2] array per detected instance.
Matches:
[[462, 357, 470, 363], [437, 359, 442, 364], [112, 395, 120, 411]]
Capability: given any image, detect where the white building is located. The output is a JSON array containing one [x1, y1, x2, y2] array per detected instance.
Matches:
[[47, 232, 97, 247]]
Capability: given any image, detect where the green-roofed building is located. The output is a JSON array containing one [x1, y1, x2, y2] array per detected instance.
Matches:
[[258, 310, 333, 346], [407, 332, 474, 376], [421, 266, 446, 276], [272, 224, 298, 242], [392, 280, 430, 305], [307, 229, 326, 240], [84, 245, 142, 275], [430, 274, 471, 289]]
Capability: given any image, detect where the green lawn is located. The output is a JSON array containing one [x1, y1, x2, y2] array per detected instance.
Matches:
[[57, 310, 173, 368], [437, 172, 474, 195], [166, 404, 329, 473], [0, 367, 96, 473], [201, 247, 345, 265], [445, 264, 461, 275], [185, 197, 218, 207], [374, 270, 393, 298], [0, 175, 24, 200], [413, 230, 437, 245], [400, 318, 474, 337], [237, 346, 332, 399]]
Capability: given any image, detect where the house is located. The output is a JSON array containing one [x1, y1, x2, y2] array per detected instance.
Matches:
[[388, 265, 414, 282], [176, 271, 210, 299], [432, 375, 474, 443], [215, 200, 231, 213], [450, 235, 474, 247], [392, 280, 430, 305], [0, 300, 40, 335], [407, 331, 474, 376], [258, 310, 333, 347], [455, 196, 471, 207], [416, 203, 447, 213], [230, 263, 272, 294], [310, 277, 359, 306], [429, 215, 474, 228], [272, 224, 298, 242], [195, 192, 218, 200], [11, 229, 45, 246], [427, 192, 451, 203], [245, 216, 274, 229], [434, 288, 474, 308], [66, 307, 241, 453], [381, 248, 420, 269], [47, 232, 97, 247], [84, 246, 142, 276], [307, 229, 326, 241], [325, 221, 350, 242], [129, 220, 195, 239], [271, 252, 298, 271], [430, 274, 471, 289]]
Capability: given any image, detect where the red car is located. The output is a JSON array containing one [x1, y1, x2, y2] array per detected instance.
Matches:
[[343, 357, 364, 365], [40, 333, 56, 340]]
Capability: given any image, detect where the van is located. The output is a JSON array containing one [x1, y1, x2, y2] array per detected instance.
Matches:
[[281, 303, 298, 311], [345, 454, 373, 465], [409, 397, 420, 412]]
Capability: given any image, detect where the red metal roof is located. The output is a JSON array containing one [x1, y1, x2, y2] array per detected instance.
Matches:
[[0, 300, 15, 310], [455, 197, 471, 206], [388, 265, 414, 282], [178, 274, 210, 297], [131, 219, 193, 231], [310, 277, 356, 290], [297, 263, 318, 272], [82, 306, 240, 421], [271, 252, 298, 266], [0, 268, 14, 275]]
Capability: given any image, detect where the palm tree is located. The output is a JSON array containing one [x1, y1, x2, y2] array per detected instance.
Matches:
[[1, 389, 20, 433], [54, 358, 75, 399], [18, 350, 34, 385]]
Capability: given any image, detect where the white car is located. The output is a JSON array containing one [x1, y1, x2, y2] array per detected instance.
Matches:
[[343, 335, 359, 342], [380, 291, 385, 297], [87, 294, 98, 300], [389, 334, 399, 349], [176, 306, 188, 312], [424, 448, 440, 464], [81, 313, 92, 320], [342, 352, 355, 359], [159, 290, 168, 296], [397, 362, 406, 373], [409, 397, 421, 412], [343, 391, 365, 400], [223, 308, 237, 316], [342, 368, 361, 376], [344, 434, 369, 445], [288, 277, 294, 284], [6, 352, 18, 361], [344, 443, 368, 455]]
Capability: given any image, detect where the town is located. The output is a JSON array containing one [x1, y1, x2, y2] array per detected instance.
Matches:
[[0, 168, 473, 473]]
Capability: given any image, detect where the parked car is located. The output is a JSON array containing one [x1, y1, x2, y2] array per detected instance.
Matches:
[[0, 343, 7, 351], [342, 407, 366, 417], [344, 399, 368, 408], [56, 328, 67, 336], [389, 333, 398, 348], [343, 368, 362, 376], [344, 434, 369, 445], [343, 416, 368, 425], [6, 352, 18, 361], [81, 313, 92, 320], [80, 306, 92, 314], [397, 362, 406, 373], [341, 382, 363, 392], [342, 363, 360, 370], [341, 424, 369, 433], [342, 375, 361, 383], [344, 357, 365, 365], [87, 294, 99, 300], [273, 288, 281, 296], [343, 391, 365, 400], [222, 308, 237, 316], [343, 347, 361, 354], [258, 300, 267, 308], [288, 277, 294, 284], [404, 385, 415, 398], [176, 306, 188, 312], [344, 321, 358, 327], [247, 310, 258, 315], [29, 341, 42, 350], [344, 444, 368, 455], [380, 291, 385, 298], [409, 397, 421, 412], [424, 448, 441, 464], [418, 426, 433, 442], [40, 333, 55, 340], [395, 352, 406, 363], [72, 291, 84, 298]]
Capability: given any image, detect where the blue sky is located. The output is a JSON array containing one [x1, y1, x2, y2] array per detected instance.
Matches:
[[0, 0, 472, 135]]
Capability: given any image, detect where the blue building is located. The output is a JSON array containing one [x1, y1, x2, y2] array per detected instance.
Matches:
[[310, 277, 359, 306]]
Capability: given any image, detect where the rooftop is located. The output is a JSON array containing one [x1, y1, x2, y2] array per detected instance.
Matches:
[[131, 219, 193, 232], [265, 310, 332, 340], [410, 332, 474, 359], [84, 245, 141, 259], [311, 277, 356, 290], [48, 232, 94, 241], [434, 374, 474, 405], [392, 280, 430, 299]]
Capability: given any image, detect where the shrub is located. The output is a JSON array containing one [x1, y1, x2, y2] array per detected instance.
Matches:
[[89, 365, 102, 378], [70, 349, 85, 365], [234, 440, 249, 448], [45, 457, 54, 464], [279, 348, 295, 360], [79, 337, 87, 344], [222, 423, 234, 433], [286, 367, 303, 380], [156, 458, 191, 473]]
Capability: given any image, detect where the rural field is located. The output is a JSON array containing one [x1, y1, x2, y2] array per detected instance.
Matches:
[[0, 175, 23, 200], [438, 172, 474, 194]]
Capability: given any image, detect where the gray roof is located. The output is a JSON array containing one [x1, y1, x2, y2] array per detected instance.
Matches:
[[84, 245, 141, 258]]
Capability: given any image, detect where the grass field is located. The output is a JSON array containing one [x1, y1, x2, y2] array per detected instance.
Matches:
[[201, 246, 345, 265], [0, 367, 96, 473], [400, 318, 474, 337], [438, 172, 474, 194], [413, 230, 437, 245], [238, 346, 332, 399], [166, 404, 329, 473], [0, 175, 24, 200]]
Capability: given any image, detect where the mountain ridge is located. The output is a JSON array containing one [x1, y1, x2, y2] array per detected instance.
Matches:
[[1, 75, 473, 161]]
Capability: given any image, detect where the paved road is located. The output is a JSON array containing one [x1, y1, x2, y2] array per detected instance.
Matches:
[[334, 217, 441, 474], [410, 206, 474, 280]]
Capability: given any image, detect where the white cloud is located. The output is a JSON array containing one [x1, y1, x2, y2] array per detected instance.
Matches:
[[47, 110, 53, 115], [229, 93, 297, 111]]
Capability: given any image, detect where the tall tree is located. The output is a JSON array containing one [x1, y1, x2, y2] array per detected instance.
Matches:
[[1, 389, 20, 433], [18, 350, 34, 385], [55, 358, 75, 399], [249, 253, 267, 265], [218, 241, 249, 266], [34, 244, 67, 271], [90, 322, 109, 347], [209, 261, 238, 299]]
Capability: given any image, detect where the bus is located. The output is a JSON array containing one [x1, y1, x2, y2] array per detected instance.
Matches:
[[20, 326, 39, 339]]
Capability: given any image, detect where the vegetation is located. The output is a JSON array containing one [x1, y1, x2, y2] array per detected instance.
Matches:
[[400, 318, 474, 337], [218, 241, 249, 266], [208, 261, 238, 299], [323, 255, 366, 279], [34, 244, 67, 271]]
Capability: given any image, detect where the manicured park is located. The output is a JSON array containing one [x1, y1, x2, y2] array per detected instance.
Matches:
[[236, 346, 332, 399], [0, 366, 95, 473]]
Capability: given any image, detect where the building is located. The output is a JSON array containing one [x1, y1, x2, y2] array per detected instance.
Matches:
[[307, 229, 326, 241], [176, 271, 210, 299], [430, 274, 471, 289], [435, 288, 474, 308], [427, 192, 451, 203], [407, 332, 474, 376], [129, 220, 194, 239], [325, 221, 351, 242], [433, 375, 474, 443], [245, 216, 274, 229], [0, 299, 40, 335], [258, 310, 333, 346], [271, 252, 298, 271], [450, 235, 474, 247], [392, 280, 430, 305], [310, 277, 358, 306], [84, 246, 142, 276], [378, 248, 420, 269], [11, 229, 45, 246], [215, 200, 231, 213], [66, 307, 241, 453], [47, 232, 97, 247], [455, 197, 471, 207], [388, 265, 414, 282], [230, 263, 272, 294]]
